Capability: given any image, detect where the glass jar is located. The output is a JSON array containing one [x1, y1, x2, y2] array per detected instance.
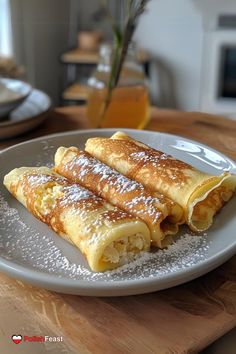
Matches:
[[86, 43, 150, 129]]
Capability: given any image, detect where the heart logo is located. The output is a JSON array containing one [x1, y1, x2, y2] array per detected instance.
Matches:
[[12, 335, 22, 344]]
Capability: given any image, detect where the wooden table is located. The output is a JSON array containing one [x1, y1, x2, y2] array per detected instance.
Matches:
[[0, 107, 236, 354]]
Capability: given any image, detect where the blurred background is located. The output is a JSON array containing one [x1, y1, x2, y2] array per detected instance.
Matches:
[[1, 0, 236, 116]]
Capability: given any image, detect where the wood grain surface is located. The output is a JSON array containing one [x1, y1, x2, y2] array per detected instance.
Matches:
[[1, 107, 236, 160], [0, 106, 236, 354]]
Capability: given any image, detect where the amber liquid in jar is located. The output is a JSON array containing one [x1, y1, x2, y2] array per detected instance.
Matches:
[[87, 84, 149, 129], [86, 43, 150, 129]]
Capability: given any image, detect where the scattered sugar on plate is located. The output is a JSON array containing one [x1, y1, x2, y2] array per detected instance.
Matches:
[[0, 193, 210, 282]]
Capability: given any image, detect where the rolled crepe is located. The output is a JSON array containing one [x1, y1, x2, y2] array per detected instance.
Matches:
[[54, 147, 184, 248], [85, 132, 236, 232], [3, 166, 150, 272]]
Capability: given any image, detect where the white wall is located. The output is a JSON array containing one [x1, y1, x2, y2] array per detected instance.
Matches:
[[134, 0, 203, 110], [8, 0, 204, 109], [69, 0, 116, 46]]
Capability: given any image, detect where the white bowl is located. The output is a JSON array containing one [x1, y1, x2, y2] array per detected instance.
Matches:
[[0, 78, 32, 119]]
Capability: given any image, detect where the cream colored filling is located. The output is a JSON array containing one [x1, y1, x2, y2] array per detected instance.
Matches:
[[34, 185, 146, 265], [191, 188, 233, 231], [35, 185, 63, 215], [102, 233, 145, 264]]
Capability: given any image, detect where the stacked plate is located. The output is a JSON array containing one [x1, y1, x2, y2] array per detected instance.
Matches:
[[0, 78, 51, 139]]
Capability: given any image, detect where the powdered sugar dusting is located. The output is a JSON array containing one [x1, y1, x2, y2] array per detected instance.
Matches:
[[129, 149, 189, 185], [60, 184, 96, 205], [26, 173, 57, 186], [130, 150, 170, 166], [21, 173, 133, 246], [0, 192, 210, 282], [105, 233, 209, 280], [34, 141, 55, 167], [63, 152, 165, 223], [25, 172, 102, 210], [68, 152, 144, 194]]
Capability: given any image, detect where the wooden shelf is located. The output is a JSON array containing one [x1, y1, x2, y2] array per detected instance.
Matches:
[[62, 83, 90, 101], [61, 48, 149, 65], [61, 48, 150, 102], [61, 49, 99, 64]]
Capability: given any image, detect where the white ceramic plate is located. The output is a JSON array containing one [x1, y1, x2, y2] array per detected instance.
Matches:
[[0, 78, 32, 118], [0, 89, 51, 139], [0, 129, 235, 296]]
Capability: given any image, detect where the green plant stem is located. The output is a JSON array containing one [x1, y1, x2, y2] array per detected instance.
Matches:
[[97, 41, 122, 128], [97, 0, 149, 128]]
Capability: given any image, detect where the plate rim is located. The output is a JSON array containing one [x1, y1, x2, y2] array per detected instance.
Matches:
[[0, 128, 235, 295], [0, 78, 32, 106], [1, 127, 236, 164], [0, 89, 51, 128]]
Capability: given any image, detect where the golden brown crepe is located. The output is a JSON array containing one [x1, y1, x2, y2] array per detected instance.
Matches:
[[54, 147, 184, 248], [3, 166, 150, 272], [85, 132, 236, 232]]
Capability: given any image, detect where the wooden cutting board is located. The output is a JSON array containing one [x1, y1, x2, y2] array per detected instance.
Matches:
[[0, 107, 236, 354], [0, 258, 236, 354]]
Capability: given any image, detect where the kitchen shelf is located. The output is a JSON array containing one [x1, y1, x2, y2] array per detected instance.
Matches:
[[61, 49, 99, 64], [61, 48, 150, 104], [62, 83, 90, 101], [61, 48, 149, 65]]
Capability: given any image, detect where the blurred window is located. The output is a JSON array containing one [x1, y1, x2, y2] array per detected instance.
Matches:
[[219, 47, 236, 99], [0, 0, 13, 56]]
